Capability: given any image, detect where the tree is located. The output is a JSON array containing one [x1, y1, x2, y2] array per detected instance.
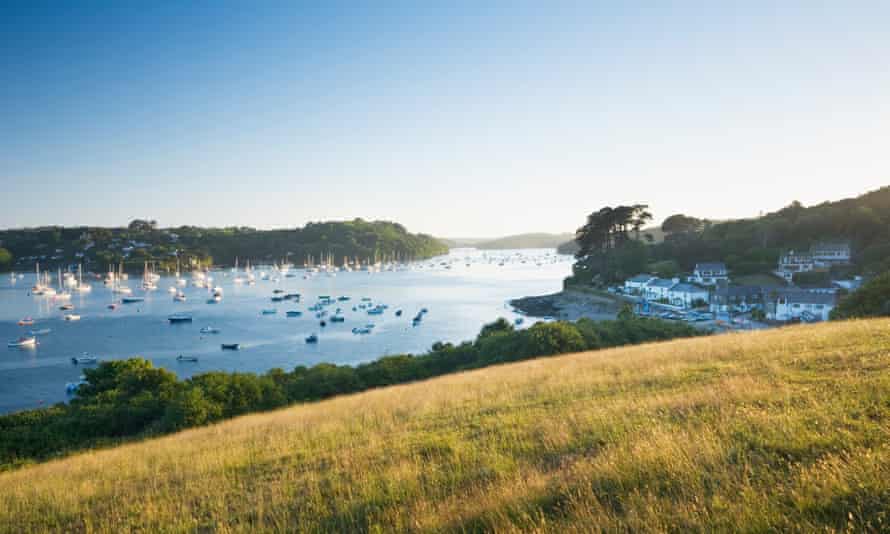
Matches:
[[661, 214, 703, 237], [0, 248, 12, 271], [831, 272, 890, 319]]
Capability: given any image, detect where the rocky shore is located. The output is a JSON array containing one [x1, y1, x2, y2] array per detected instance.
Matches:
[[510, 289, 622, 321]]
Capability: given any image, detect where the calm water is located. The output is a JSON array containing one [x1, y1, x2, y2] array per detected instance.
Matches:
[[0, 249, 571, 414]]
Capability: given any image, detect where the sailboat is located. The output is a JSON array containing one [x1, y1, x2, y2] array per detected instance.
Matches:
[[54, 268, 72, 301], [76, 264, 92, 292]]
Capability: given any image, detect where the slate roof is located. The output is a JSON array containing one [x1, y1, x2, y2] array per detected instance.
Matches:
[[775, 290, 837, 305], [694, 262, 727, 272]]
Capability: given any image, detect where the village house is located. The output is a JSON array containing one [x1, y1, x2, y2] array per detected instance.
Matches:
[[767, 289, 837, 322], [641, 278, 677, 301], [668, 283, 709, 309], [624, 274, 656, 295], [690, 262, 728, 286], [709, 284, 764, 314], [775, 250, 816, 282], [810, 241, 851, 265]]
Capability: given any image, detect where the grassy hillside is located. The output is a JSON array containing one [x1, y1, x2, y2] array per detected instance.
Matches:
[[2, 320, 890, 532], [474, 233, 575, 250]]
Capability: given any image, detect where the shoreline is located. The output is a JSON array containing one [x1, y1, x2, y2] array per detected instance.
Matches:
[[510, 289, 621, 321]]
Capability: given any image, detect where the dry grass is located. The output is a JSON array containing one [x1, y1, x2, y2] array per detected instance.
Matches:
[[2, 320, 890, 533]]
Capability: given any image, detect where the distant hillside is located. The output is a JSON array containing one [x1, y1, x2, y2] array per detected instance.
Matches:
[[3, 319, 889, 531], [473, 232, 575, 250]]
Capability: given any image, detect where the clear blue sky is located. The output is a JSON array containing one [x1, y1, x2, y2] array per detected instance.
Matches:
[[2, 1, 889, 236]]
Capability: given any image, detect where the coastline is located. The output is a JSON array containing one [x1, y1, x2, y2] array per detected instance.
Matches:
[[510, 289, 621, 321]]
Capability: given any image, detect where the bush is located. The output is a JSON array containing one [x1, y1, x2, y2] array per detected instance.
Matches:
[[0, 315, 703, 468], [831, 272, 890, 319]]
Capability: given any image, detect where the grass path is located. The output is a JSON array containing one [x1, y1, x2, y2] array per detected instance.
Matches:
[[2, 320, 889, 532]]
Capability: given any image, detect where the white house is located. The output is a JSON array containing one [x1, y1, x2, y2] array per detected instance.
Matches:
[[811, 241, 851, 266], [691, 263, 728, 286], [769, 290, 836, 322], [668, 283, 709, 309], [624, 274, 655, 295], [775, 251, 816, 283], [643, 278, 678, 301]]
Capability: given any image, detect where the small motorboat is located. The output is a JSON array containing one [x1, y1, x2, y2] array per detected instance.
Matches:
[[59, 303, 74, 311], [395, 310, 403, 317], [330, 315, 345, 323], [71, 353, 98, 364], [122, 296, 144, 304], [337, 296, 350, 301], [29, 328, 51, 336], [272, 289, 285, 294], [261, 309, 277, 315], [221, 343, 240, 350], [285, 310, 302, 317], [64, 314, 82, 321], [319, 320, 327, 327], [271, 296, 285, 302], [200, 326, 220, 334], [305, 334, 319, 344], [176, 355, 199, 362], [17, 317, 34, 326], [8, 336, 37, 348], [168, 313, 193, 323]]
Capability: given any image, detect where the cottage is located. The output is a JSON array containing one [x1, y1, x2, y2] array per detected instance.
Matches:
[[810, 241, 851, 265], [643, 278, 678, 301], [668, 283, 709, 309], [691, 263, 728, 286], [775, 250, 815, 282], [768, 290, 836, 322], [624, 274, 655, 295], [710, 284, 764, 314]]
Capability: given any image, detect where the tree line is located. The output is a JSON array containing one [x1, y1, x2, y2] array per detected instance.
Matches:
[[566, 186, 890, 286], [0, 314, 700, 469], [0, 218, 448, 273]]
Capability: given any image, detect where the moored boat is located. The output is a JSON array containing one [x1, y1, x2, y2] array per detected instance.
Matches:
[[8, 336, 37, 348], [71, 353, 98, 364], [221, 343, 240, 350], [168, 313, 193, 323], [176, 355, 199, 362]]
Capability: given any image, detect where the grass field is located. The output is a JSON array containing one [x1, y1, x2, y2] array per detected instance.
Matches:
[[2, 320, 889, 532]]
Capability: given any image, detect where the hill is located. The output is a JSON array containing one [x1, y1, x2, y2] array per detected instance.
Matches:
[[2, 320, 889, 531], [0, 219, 448, 273], [442, 233, 575, 250], [474, 233, 576, 250]]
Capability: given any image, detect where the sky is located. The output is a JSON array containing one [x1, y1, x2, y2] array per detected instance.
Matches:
[[2, 1, 889, 237]]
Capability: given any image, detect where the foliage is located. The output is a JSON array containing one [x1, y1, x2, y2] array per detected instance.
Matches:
[[0, 219, 448, 273], [830, 271, 890, 319], [0, 248, 12, 271], [570, 187, 890, 287], [0, 316, 700, 469]]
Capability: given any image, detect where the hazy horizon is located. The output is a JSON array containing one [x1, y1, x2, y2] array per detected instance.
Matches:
[[3, 2, 889, 235]]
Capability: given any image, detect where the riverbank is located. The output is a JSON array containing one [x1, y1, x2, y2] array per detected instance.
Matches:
[[510, 288, 621, 320]]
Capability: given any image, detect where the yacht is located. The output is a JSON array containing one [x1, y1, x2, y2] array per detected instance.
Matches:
[[8, 336, 37, 348], [168, 313, 193, 323], [71, 353, 98, 364]]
